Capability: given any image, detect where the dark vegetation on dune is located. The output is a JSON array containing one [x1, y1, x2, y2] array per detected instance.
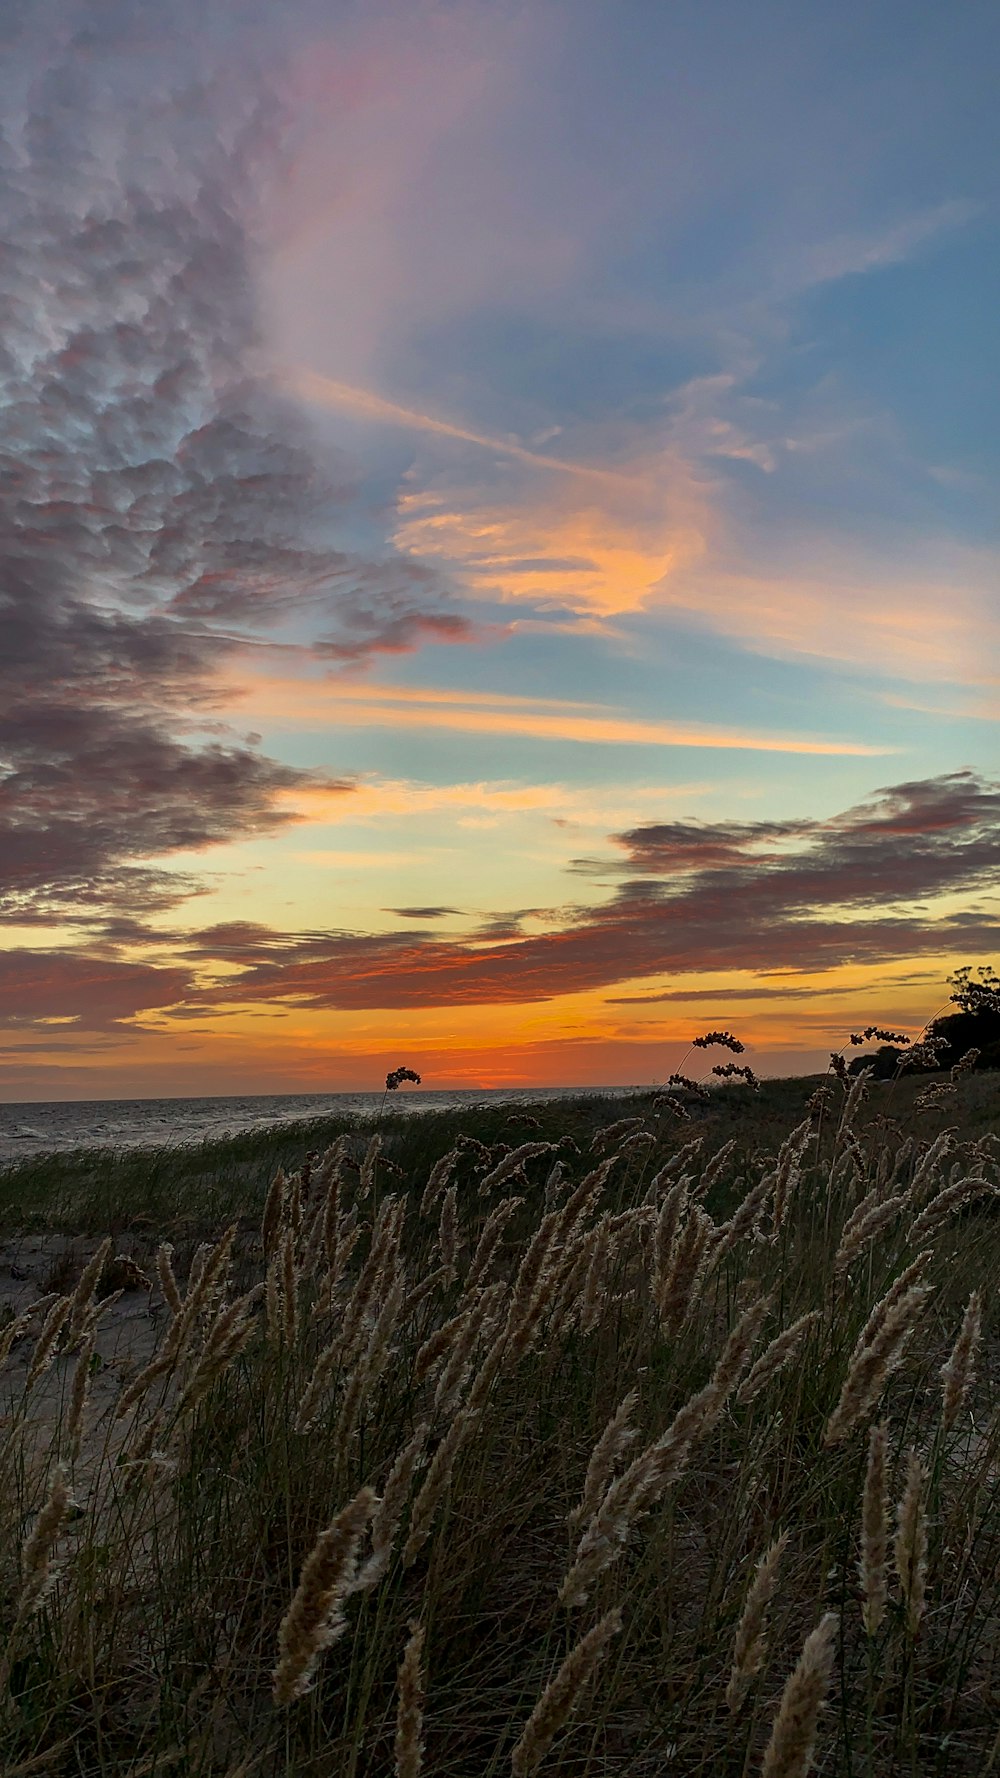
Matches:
[[0, 987, 995, 1774]]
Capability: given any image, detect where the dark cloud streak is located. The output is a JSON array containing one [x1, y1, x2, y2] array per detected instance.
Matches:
[[186, 772, 1000, 1012]]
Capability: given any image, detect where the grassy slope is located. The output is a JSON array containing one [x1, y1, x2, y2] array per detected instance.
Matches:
[[0, 1070, 997, 1774], [1, 1071, 996, 1237]]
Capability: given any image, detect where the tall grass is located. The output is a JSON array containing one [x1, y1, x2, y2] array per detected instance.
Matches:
[[0, 1069, 998, 1774]]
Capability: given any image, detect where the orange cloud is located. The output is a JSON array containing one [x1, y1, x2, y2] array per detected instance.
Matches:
[[661, 559, 1000, 686], [225, 672, 890, 758]]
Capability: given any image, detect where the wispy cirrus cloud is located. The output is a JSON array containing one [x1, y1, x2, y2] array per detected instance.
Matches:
[[226, 674, 890, 757]]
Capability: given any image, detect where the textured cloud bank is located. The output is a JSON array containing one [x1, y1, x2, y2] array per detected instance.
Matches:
[[0, 3, 467, 928], [181, 772, 999, 1012]]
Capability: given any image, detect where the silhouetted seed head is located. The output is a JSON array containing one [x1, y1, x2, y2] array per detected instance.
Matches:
[[394, 1620, 425, 1778], [824, 1286, 930, 1446], [272, 1487, 375, 1704], [726, 1532, 788, 1711], [738, 1311, 819, 1406], [68, 1237, 112, 1340], [761, 1612, 838, 1778], [894, 1450, 928, 1636], [941, 1290, 982, 1432], [569, 1390, 639, 1530], [859, 1422, 888, 1636], [25, 1296, 72, 1390], [510, 1609, 622, 1777]]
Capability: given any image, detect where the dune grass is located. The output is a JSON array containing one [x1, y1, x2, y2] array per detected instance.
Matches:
[[0, 1064, 997, 1774]]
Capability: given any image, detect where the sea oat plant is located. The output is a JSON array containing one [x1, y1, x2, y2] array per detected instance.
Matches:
[[0, 1066, 995, 1772]]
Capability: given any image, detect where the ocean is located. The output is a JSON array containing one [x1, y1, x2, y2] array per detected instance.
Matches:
[[0, 1085, 637, 1164]]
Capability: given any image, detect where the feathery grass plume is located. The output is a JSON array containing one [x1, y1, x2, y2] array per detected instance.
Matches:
[[0, 1295, 60, 1371], [560, 1298, 769, 1606], [838, 1061, 875, 1127], [555, 1159, 615, 1246], [651, 1179, 688, 1308], [265, 1248, 283, 1343], [354, 1422, 429, 1591], [434, 1283, 505, 1418], [710, 1168, 775, 1266], [568, 1390, 639, 1529], [543, 1160, 568, 1211], [287, 1170, 303, 1243], [761, 1612, 838, 1778], [591, 1115, 645, 1154], [318, 1151, 348, 1270], [78, 1291, 124, 1350], [340, 1196, 403, 1362], [174, 1285, 265, 1419], [694, 1136, 738, 1201], [317, 1166, 346, 1275], [658, 1205, 713, 1333], [404, 1262, 453, 1317], [336, 1272, 406, 1446], [941, 1290, 982, 1432], [155, 1243, 182, 1318], [504, 1208, 560, 1338], [510, 1609, 622, 1777], [615, 1128, 655, 1161], [885, 1135, 915, 1191], [738, 1310, 819, 1406], [358, 1133, 382, 1202], [272, 1487, 376, 1704], [0, 1465, 72, 1685], [726, 1532, 788, 1711], [771, 1118, 814, 1232], [175, 1223, 238, 1344], [478, 1140, 556, 1199], [464, 1195, 524, 1296], [907, 1127, 955, 1207], [281, 1227, 299, 1350], [578, 1214, 612, 1336], [644, 1137, 705, 1204], [261, 1167, 287, 1261], [546, 1224, 596, 1341], [849, 1252, 933, 1365], [311, 1216, 362, 1325], [413, 1309, 468, 1386], [506, 1242, 574, 1362], [67, 1237, 111, 1340], [894, 1449, 928, 1635], [436, 1184, 459, 1280], [833, 1192, 907, 1279], [187, 1241, 212, 1300], [116, 1226, 241, 1421], [859, 1422, 888, 1636], [25, 1295, 72, 1390], [823, 1285, 931, 1447], [394, 1620, 425, 1778], [403, 1407, 478, 1566], [910, 1173, 996, 1244], [300, 1145, 348, 1273], [419, 1145, 461, 1218], [295, 1330, 344, 1433], [66, 1328, 96, 1463]]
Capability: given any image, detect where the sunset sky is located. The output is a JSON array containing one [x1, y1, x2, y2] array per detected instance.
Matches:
[[2, 0, 998, 1099]]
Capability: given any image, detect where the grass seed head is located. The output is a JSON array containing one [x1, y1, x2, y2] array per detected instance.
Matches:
[[761, 1611, 839, 1778]]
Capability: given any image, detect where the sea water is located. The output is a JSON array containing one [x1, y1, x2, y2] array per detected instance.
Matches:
[[0, 1085, 636, 1164]]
